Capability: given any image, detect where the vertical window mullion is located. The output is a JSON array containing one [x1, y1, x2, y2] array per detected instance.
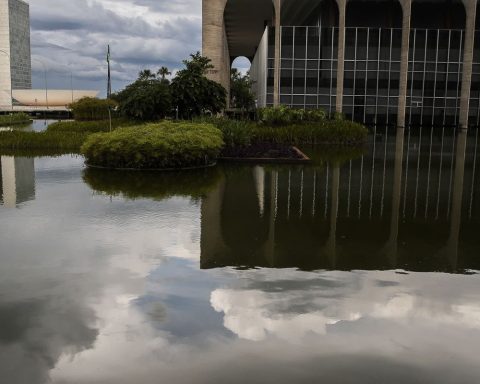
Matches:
[[304, 26, 308, 109], [408, 29, 417, 127], [443, 29, 452, 128], [364, 28, 370, 124]]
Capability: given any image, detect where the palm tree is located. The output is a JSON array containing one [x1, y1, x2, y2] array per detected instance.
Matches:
[[158, 66, 171, 81], [138, 69, 156, 81]]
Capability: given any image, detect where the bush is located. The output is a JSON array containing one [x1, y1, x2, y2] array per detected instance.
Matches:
[[258, 106, 327, 126], [204, 117, 368, 147], [0, 113, 31, 126], [69, 97, 118, 121], [81, 121, 225, 170], [47, 119, 136, 134]]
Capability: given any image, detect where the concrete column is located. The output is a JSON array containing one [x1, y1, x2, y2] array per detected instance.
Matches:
[[459, 0, 477, 130], [202, 0, 229, 92], [397, 0, 412, 128], [273, 0, 281, 107], [335, 0, 347, 114]]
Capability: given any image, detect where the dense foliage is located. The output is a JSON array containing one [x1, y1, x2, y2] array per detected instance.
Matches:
[[47, 119, 137, 133], [69, 97, 117, 121], [170, 52, 227, 119], [81, 121, 225, 170], [258, 106, 327, 125], [0, 113, 31, 126], [230, 69, 255, 110], [204, 117, 368, 147], [113, 72, 172, 121], [0, 130, 87, 153]]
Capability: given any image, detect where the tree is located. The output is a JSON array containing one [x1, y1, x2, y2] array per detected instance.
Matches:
[[138, 69, 156, 81], [113, 72, 171, 121], [230, 68, 255, 111], [158, 66, 171, 81], [69, 97, 117, 121], [170, 52, 227, 119]]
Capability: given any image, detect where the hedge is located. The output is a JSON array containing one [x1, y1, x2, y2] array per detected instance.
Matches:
[[81, 121, 225, 170]]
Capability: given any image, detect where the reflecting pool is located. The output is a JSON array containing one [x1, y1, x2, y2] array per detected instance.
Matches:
[[0, 128, 479, 384], [0, 119, 63, 132]]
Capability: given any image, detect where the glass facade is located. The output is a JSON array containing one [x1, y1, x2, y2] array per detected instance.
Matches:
[[261, 26, 480, 128]]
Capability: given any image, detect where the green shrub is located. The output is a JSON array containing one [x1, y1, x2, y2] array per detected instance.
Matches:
[[205, 117, 368, 147], [47, 119, 136, 134], [258, 106, 327, 126], [0, 113, 31, 127], [81, 121, 225, 170], [69, 97, 118, 121]]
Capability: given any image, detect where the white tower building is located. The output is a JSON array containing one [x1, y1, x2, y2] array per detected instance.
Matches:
[[0, 0, 31, 110]]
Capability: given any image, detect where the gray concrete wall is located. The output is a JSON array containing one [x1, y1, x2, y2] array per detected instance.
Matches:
[[0, 0, 12, 109], [9, 0, 31, 90]]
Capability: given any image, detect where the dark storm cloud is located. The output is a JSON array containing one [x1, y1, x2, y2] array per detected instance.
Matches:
[[28, 0, 202, 95]]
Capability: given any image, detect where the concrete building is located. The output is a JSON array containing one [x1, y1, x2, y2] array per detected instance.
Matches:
[[0, 0, 31, 110], [202, 0, 480, 129], [0, 156, 35, 208]]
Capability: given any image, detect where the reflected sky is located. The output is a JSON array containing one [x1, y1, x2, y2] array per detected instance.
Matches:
[[1, 129, 480, 383]]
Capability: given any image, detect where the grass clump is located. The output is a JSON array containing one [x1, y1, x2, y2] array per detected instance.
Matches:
[[0, 131, 87, 153], [0, 113, 31, 127], [81, 121, 224, 170], [47, 119, 136, 134], [207, 118, 368, 148]]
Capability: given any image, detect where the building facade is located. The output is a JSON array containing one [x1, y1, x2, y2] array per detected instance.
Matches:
[[0, 0, 31, 110], [202, 0, 480, 129]]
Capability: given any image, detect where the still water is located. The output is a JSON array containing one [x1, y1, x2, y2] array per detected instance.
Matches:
[[0, 119, 63, 132], [0, 128, 479, 384]]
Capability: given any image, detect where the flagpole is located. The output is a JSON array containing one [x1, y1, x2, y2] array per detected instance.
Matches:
[[107, 45, 112, 99]]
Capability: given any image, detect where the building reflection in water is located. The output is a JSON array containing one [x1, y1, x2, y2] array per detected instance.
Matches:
[[201, 127, 479, 273], [0, 156, 35, 208]]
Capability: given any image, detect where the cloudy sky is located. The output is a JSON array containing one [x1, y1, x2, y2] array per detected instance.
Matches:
[[28, 0, 247, 96]]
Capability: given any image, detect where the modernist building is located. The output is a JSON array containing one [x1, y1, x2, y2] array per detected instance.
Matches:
[[203, 0, 480, 128], [0, 0, 31, 110]]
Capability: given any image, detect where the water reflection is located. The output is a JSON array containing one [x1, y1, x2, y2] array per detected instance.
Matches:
[[201, 129, 479, 273], [0, 156, 35, 208], [0, 119, 62, 132], [1, 132, 478, 384]]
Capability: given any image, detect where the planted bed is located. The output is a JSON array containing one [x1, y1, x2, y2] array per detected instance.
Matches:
[[81, 121, 224, 170]]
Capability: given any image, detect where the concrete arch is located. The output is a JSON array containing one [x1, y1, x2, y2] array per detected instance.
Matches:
[[223, 0, 276, 58], [411, 0, 465, 29], [346, 0, 403, 28]]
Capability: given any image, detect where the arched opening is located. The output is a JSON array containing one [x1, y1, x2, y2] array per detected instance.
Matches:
[[411, 0, 465, 29], [343, 0, 403, 125], [406, 0, 466, 128], [223, 0, 275, 59], [231, 56, 252, 75], [346, 0, 402, 28], [230, 56, 255, 109], [281, 0, 338, 27]]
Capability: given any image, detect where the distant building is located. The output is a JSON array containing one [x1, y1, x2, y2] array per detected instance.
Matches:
[[203, 0, 480, 129], [0, 0, 31, 109]]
